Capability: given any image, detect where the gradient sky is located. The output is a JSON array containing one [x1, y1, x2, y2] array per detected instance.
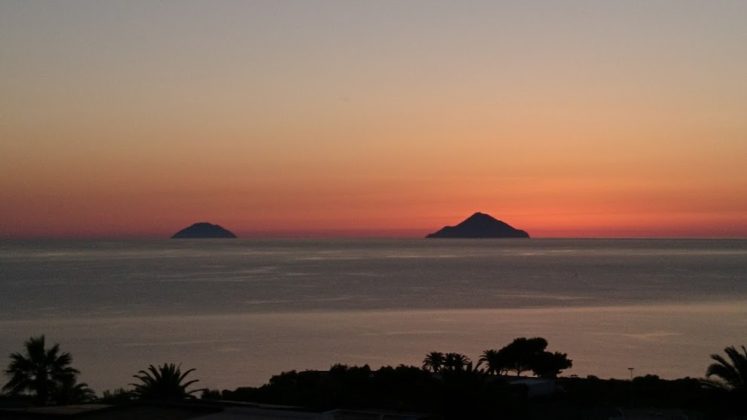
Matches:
[[1, 0, 746, 238]]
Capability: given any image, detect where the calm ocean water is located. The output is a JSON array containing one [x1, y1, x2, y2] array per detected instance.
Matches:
[[1, 239, 746, 392]]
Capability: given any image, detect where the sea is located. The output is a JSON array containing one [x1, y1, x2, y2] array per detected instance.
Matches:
[[1, 239, 746, 393]]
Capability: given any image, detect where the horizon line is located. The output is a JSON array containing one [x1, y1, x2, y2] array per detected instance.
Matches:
[[2, 232, 747, 241]]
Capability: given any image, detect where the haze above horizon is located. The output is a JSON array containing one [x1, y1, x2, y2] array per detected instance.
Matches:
[[2, 1, 746, 239]]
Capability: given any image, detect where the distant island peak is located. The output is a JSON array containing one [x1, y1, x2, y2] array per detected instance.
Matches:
[[171, 222, 237, 239], [426, 212, 530, 238]]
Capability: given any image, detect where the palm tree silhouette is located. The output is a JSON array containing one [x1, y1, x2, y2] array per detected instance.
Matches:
[[2, 335, 81, 405], [443, 353, 471, 372], [479, 349, 507, 376], [705, 345, 747, 394], [131, 363, 201, 400], [422, 352, 445, 373]]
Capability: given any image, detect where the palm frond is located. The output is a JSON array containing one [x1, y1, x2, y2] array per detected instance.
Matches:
[[131, 363, 200, 400], [3, 335, 84, 405], [705, 345, 747, 392]]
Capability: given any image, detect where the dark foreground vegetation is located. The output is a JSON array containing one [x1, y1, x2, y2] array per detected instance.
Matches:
[[2, 336, 746, 419], [213, 368, 744, 419]]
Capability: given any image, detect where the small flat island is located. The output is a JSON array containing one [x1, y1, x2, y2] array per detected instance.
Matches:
[[427, 212, 529, 238], [171, 222, 237, 239]]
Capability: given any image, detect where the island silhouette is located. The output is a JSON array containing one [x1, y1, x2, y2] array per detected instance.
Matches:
[[427, 212, 530, 238], [171, 222, 237, 239]]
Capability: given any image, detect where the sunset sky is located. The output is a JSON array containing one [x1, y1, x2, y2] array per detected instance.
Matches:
[[1, 1, 746, 238]]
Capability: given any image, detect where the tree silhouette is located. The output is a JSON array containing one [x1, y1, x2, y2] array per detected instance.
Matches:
[[131, 363, 201, 400], [498, 337, 548, 376], [2, 335, 82, 405], [479, 349, 507, 376], [531, 351, 572, 378], [481, 337, 572, 378], [705, 345, 747, 395], [442, 353, 472, 372], [422, 352, 445, 373]]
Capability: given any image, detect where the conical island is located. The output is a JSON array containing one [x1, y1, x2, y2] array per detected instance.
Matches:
[[171, 222, 237, 239], [426, 212, 529, 238]]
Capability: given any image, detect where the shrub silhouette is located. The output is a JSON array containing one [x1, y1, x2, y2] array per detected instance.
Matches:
[[54, 375, 95, 404], [224, 363, 525, 418]]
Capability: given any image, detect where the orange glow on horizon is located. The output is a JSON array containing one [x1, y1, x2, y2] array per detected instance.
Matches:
[[1, 2, 746, 239]]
